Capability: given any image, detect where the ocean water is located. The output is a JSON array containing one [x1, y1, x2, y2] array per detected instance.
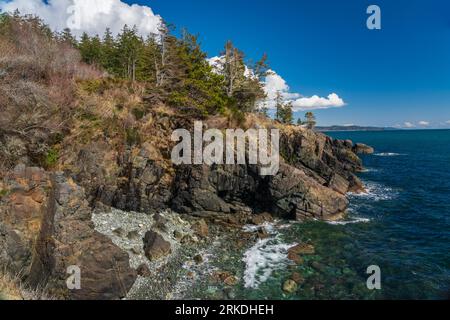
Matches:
[[185, 130, 450, 300], [324, 129, 450, 299], [232, 130, 450, 300]]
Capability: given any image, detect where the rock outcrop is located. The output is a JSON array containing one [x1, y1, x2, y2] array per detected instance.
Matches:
[[169, 124, 364, 221], [0, 165, 136, 300], [353, 143, 375, 155]]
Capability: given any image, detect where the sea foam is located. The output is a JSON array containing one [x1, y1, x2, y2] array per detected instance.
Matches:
[[374, 152, 406, 157], [349, 181, 398, 201], [243, 236, 296, 289], [242, 223, 295, 289], [327, 217, 371, 226]]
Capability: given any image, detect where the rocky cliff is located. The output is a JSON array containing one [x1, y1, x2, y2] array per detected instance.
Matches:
[[0, 108, 368, 299], [0, 14, 371, 300]]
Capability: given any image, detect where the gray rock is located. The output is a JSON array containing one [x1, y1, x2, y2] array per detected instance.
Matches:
[[143, 231, 172, 261]]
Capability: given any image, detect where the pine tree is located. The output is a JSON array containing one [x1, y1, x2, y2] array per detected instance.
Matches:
[[275, 91, 284, 121], [216, 41, 266, 113], [101, 28, 117, 74], [59, 28, 76, 47], [116, 25, 143, 81], [222, 41, 246, 98], [305, 112, 317, 129], [78, 32, 102, 66], [281, 102, 294, 124], [167, 29, 228, 114]]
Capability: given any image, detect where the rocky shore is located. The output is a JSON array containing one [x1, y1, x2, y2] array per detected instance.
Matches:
[[0, 117, 372, 299]]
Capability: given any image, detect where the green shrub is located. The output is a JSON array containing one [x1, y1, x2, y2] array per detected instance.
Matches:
[[132, 107, 145, 120], [44, 147, 59, 168], [0, 189, 9, 200], [126, 128, 141, 146]]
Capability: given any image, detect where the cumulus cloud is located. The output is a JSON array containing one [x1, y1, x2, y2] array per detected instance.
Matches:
[[418, 121, 430, 126], [404, 122, 415, 128], [290, 93, 345, 110], [0, 0, 163, 37], [206, 60, 346, 111], [260, 70, 346, 111], [207, 56, 257, 80]]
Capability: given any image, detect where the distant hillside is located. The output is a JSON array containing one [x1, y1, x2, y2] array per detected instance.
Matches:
[[316, 125, 400, 132]]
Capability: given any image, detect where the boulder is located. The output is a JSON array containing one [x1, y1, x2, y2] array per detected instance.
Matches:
[[290, 272, 305, 285], [192, 219, 209, 238], [353, 143, 374, 155], [282, 279, 298, 294], [288, 243, 315, 255], [143, 231, 172, 261], [136, 264, 151, 277]]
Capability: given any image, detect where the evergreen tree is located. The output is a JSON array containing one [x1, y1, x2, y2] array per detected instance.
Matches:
[[100, 28, 117, 74], [305, 112, 317, 129], [59, 28, 76, 47], [78, 32, 102, 65], [275, 91, 284, 121], [116, 25, 143, 81], [217, 41, 266, 113], [167, 29, 229, 114]]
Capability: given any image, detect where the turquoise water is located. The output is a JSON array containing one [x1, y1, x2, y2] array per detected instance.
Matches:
[[232, 130, 450, 300], [319, 129, 450, 299], [189, 130, 450, 300]]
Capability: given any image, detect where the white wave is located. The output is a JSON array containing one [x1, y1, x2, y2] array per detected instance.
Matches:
[[349, 181, 398, 201], [243, 236, 296, 289], [374, 153, 406, 157], [360, 168, 379, 173], [242, 222, 276, 234], [327, 217, 371, 226]]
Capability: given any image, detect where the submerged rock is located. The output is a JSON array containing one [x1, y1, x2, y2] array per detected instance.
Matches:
[[290, 272, 305, 285], [193, 254, 204, 264], [282, 279, 298, 294], [288, 243, 315, 255]]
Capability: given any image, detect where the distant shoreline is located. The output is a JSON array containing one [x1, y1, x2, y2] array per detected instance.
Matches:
[[317, 126, 450, 132], [316, 126, 399, 132]]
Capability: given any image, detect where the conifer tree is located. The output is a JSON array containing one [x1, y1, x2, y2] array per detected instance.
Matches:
[[305, 112, 317, 129], [59, 28, 76, 47]]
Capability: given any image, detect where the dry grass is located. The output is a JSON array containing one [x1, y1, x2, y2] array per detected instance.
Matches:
[[0, 15, 102, 171], [0, 269, 53, 300]]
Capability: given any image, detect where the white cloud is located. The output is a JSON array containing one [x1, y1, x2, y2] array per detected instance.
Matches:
[[0, 0, 163, 37], [446, 120, 450, 125], [207, 56, 224, 73], [261, 70, 345, 111], [207, 55, 257, 80], [404, 122, 415, 128], [206, 61, 346, 111], [290, 93, 345, 111], [418, 121, 430, 126]]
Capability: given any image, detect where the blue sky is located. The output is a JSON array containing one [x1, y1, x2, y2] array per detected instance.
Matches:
[[2, 0, 449, 127], [135, 0, 450, 127]]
